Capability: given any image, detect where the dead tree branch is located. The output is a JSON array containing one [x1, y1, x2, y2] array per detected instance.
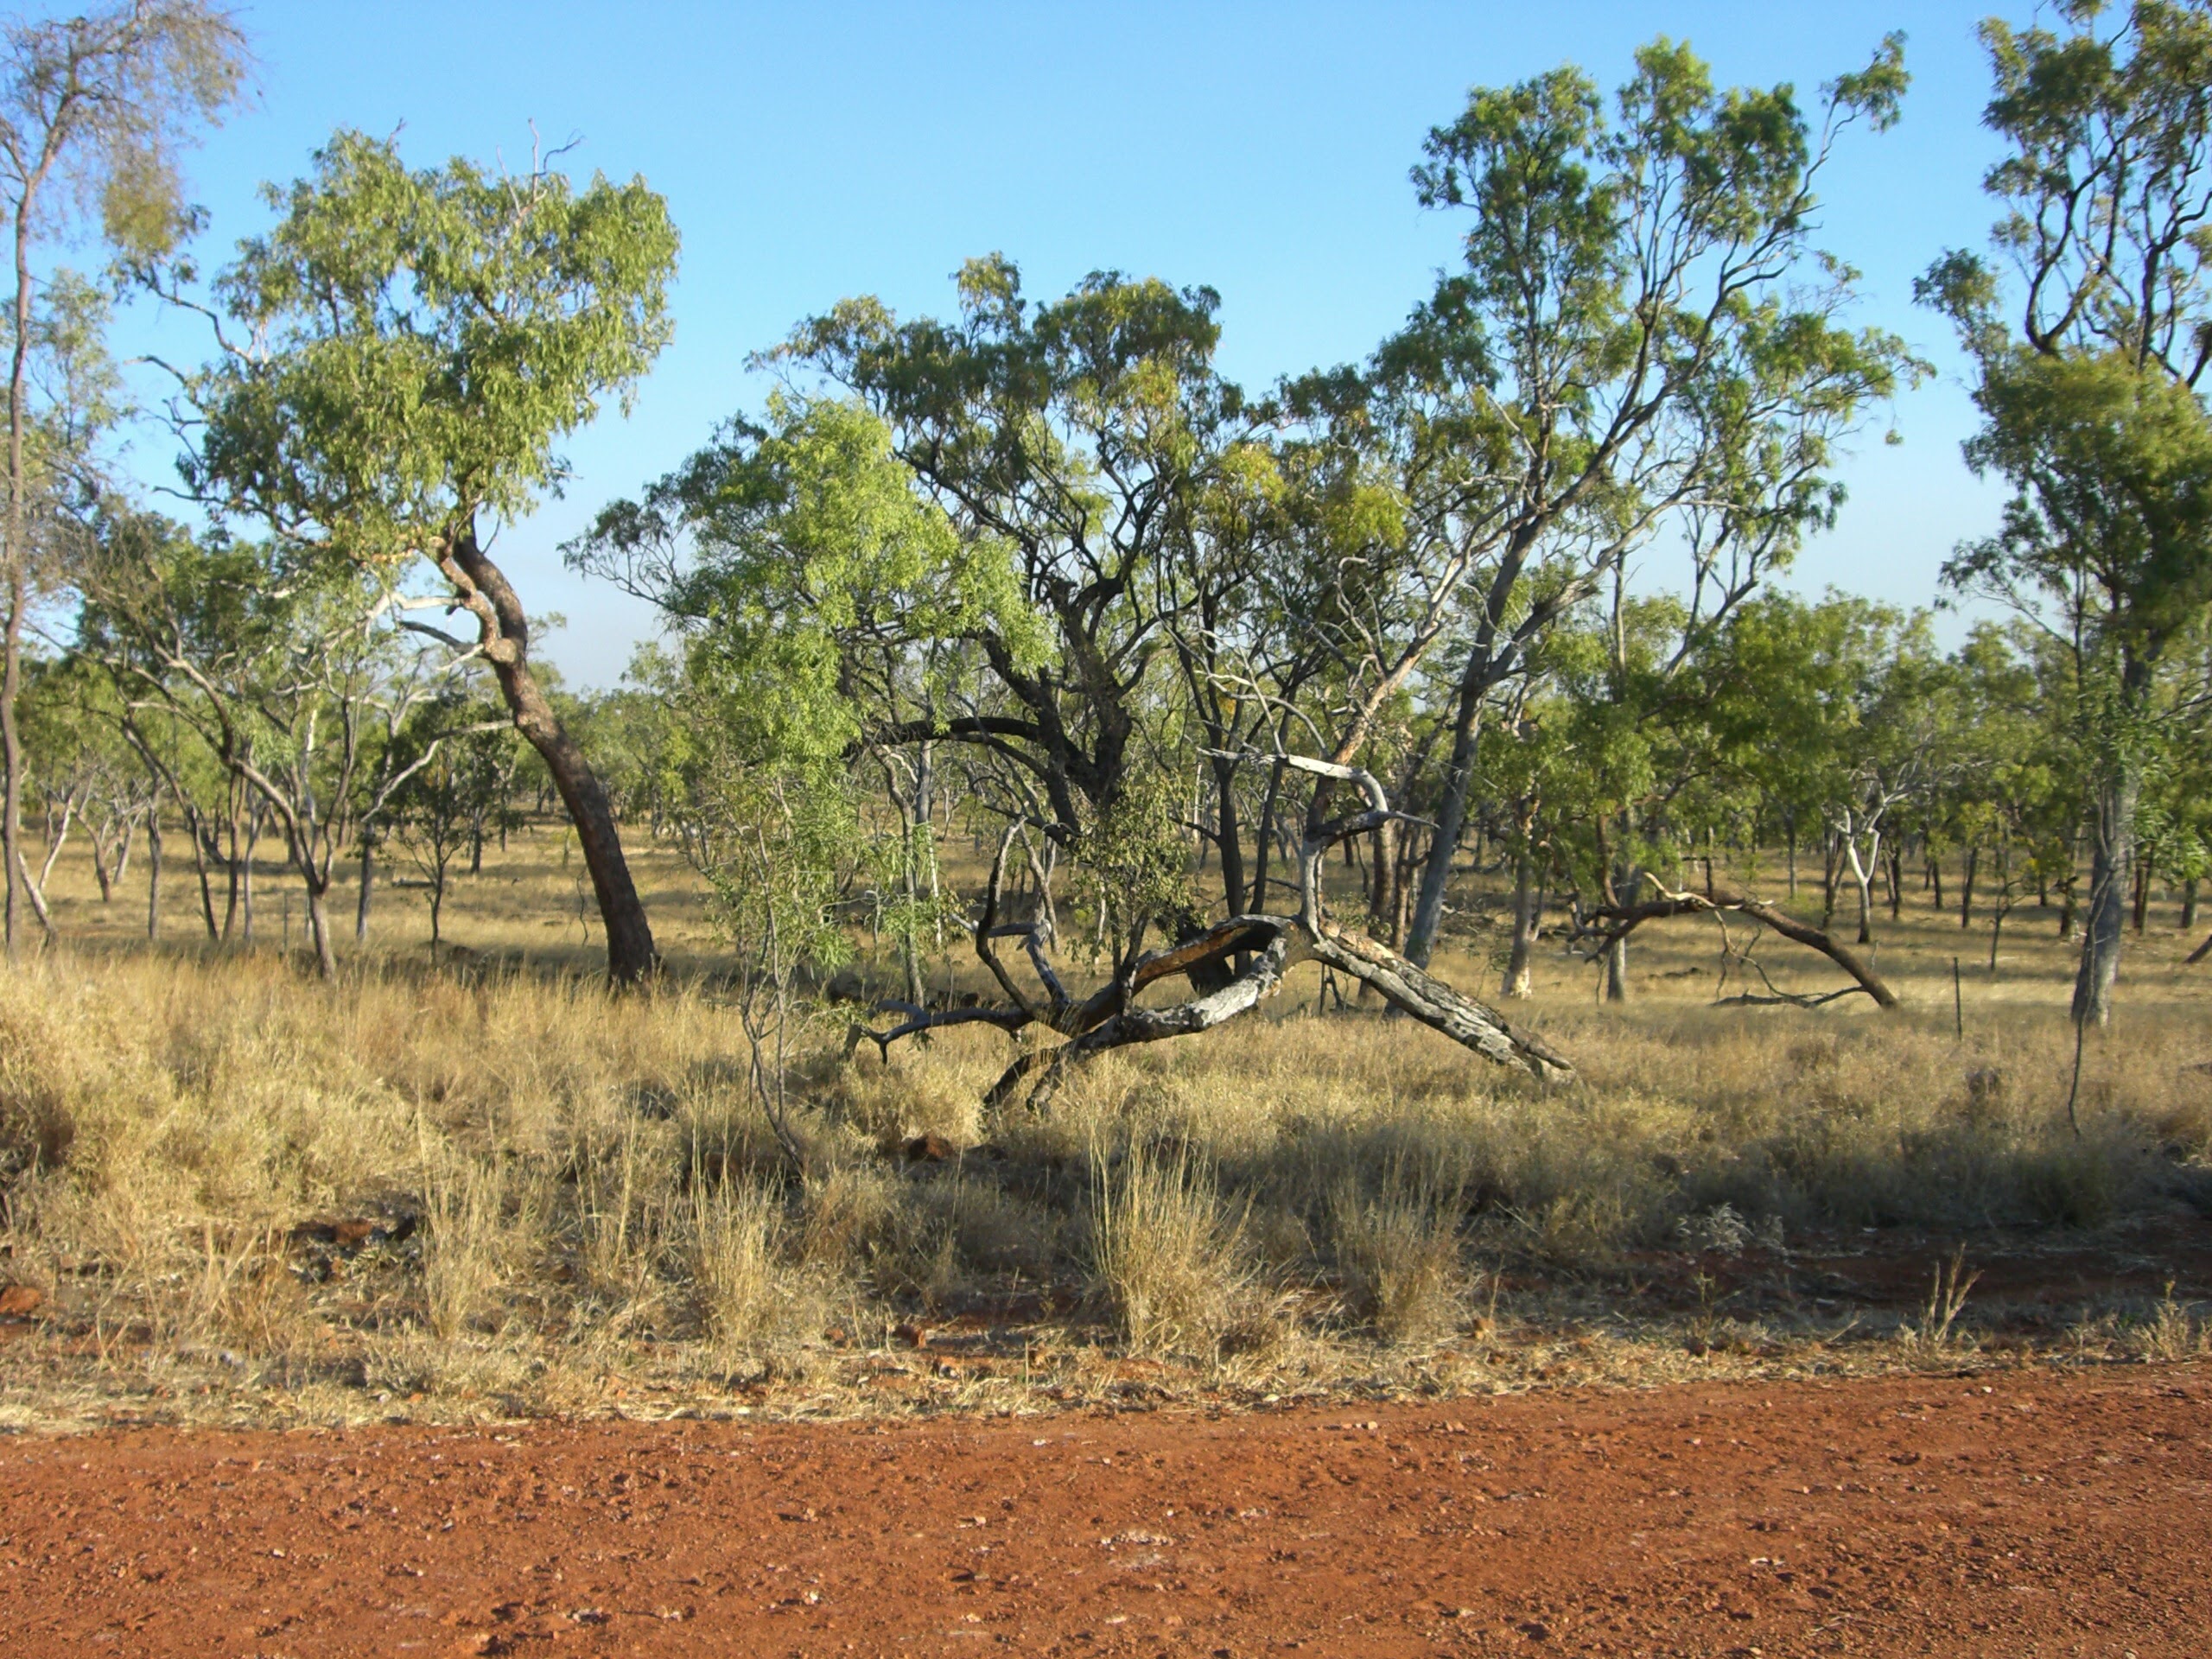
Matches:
[[1586, 873, 1900, 1009]]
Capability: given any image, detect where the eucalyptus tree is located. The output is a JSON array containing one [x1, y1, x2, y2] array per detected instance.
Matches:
[[178, 129, 678, 982], [1391, 35, 1917, 968], [0, 0, 245, 960], [578, 321, 1572, 1096], [1920, 0, 2212, 1025], [385, 683, 518, 947], [581, 391, 1040, 1011], [74, 512, 469, 976]]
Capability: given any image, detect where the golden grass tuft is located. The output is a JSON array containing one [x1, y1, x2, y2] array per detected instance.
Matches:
[[1088, 1139, 1251, 1357]]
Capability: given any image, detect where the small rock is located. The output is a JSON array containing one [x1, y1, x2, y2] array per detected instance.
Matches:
[[0, 1284, 43, 1319], [902, 1133, 957, 1163], [894, 1321, 931, 1349]]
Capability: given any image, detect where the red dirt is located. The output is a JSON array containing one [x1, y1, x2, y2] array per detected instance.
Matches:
[[1, 1366, 2205, 1658]]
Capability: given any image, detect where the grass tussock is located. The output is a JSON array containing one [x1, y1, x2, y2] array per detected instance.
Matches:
[[1089, 1140, 1252, 1357]]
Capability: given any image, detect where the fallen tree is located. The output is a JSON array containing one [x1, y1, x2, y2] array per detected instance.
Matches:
[[1582, 871, 1900, 1009], [851, 757, 1573, 1113]]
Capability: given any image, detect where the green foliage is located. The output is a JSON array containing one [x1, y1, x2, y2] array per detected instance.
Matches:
[[190, 128, 679, 556], [574, 394, 1042, 767], [1075, 766, 1198, 953]]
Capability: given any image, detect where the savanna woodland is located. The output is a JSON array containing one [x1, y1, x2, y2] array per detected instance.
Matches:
[[3, 0, 2212, 1438]]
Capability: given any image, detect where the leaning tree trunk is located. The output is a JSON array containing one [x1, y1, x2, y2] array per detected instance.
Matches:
[[439, 519, 657, 984], [1589, 874, 1900, 1010], [2071, 756, 2139, 1030]]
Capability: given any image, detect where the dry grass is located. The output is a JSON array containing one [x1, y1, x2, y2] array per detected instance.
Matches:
[[1, 829, 2209, 1431], [1089, 1139, 1253, 1357]]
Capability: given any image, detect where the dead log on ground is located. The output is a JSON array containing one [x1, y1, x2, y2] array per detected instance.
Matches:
[[849, 762, 1573, 1114]]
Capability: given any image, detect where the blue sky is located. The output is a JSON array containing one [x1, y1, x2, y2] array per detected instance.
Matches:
[[115, 1, 2016, 685]]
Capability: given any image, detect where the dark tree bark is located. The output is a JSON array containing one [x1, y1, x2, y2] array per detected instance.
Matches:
[[354, 834, 374, 944], [439, 520, 657, 984], [145, 812, 162, 941]]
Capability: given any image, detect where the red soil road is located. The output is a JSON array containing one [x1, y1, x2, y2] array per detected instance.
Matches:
[[0, 1368, 2205, 1658]]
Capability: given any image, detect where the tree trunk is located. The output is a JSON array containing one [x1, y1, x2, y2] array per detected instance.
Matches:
[[137, 813, 158, 939], [1959, 844, 1977, 929], [429, 873, 444, 946], [1211, 753, 1246, 918], [1820, 834, 1839, 931], [2071, 757, 2139, 1029], [439, 520, 657, 983], [221, 808, 241, 940], [2183, 877, 2198, 932], [0, 573, 19, 963], [354, 835, 374, 943], [1886, 843, 1903, 920], [1503, 841, 1538, 999], [1, 189, 33, 967], [1603, 934, 1629, 1003], [1249, 755, 1285, 914], [1402, 677, 1485, 967], [2131, 859, 2150, 934], [1930, 855, 1944, 912], [238, 810, 258, 944], [304, 876, 336, 980], [185, 806, 218, 941]]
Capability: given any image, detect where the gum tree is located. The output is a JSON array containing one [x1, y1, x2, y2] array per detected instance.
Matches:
[[181, 130, 678, 982], [579, 370, 1577, 1102], [1921, 0, 2212, 1026], [1393, 35, 1916, 967], [0, 0, 246, 959]]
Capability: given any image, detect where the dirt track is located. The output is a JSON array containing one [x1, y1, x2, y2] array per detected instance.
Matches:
[[0, 1366, 2204, 1658]]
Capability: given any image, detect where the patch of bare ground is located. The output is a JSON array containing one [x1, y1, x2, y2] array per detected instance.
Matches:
[[0, 1364, 2204, 1656]]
